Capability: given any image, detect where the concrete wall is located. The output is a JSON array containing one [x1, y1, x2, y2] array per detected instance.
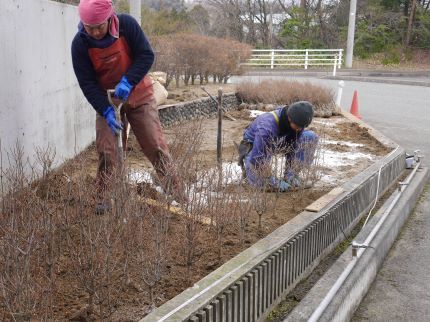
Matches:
[[0, 0, 94, 176]]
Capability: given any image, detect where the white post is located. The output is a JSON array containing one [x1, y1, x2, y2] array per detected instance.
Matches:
[[129, 0, 141, 26], [305, 49, 309, 70], [338, 49, 342, 68], [332, 55, 338, 77], [335, 80, 345, 107], [270, 50, 275, 69], [346, 0, 357, 68]]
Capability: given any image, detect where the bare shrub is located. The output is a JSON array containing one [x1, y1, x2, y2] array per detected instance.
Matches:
[[237, 79, 337, 116], [163, 121, 206, 282], [247, 163, 278, 234], [65, 167, 124, 319], [0, 141, 151, 320], [208, 183, 240, 262], [204, 160, 247, 261], [152, 34, 252, 87], [233, 183, 253, 246], [137, 203, 170, 306], [0, 143, 57, 320]]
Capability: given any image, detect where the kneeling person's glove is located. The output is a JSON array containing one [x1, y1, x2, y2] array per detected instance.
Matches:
[[103, 106, 123, 135], [278, 180, 291, 192], [285, 173, 302, 188], [114, 76, 133, 101]]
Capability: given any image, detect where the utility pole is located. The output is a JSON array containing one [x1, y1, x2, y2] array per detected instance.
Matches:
[[345, 0, 357, 68], [129, 0, 141, 26]]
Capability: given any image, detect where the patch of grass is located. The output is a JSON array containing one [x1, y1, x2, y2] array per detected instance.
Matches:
[[266, 300, 299, 320], [334, 238, 351, 256], [382, 50, 401, 65], [421, 180, 430, 195]]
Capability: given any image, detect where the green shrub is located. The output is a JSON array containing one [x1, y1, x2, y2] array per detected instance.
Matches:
[[354, 22, 398, 59], [411, 9, 430, 48]]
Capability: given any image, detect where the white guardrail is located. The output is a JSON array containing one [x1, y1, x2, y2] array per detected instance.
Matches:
[[243, 49, 344, 76]]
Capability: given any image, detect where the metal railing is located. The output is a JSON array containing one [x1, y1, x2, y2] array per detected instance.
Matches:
[[243, 49, 344, 75]]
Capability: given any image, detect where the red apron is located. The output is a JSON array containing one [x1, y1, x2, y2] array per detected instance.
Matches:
[[88, 37, 154, 108]]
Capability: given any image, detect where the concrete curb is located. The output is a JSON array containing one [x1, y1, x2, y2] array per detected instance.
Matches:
[[243, 69, 430, 78], [324, 76, 430, 87], [286, 166, 430, 322]]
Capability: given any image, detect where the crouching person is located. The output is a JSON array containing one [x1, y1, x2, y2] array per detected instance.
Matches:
[[238, 101, 318, 191]]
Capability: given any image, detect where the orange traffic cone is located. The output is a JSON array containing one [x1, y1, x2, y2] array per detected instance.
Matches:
[[350, 90, 362, 119]]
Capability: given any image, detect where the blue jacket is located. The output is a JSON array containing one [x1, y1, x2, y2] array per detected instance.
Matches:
[[244, 108, 301, 163], [244, 108, 305, 186], [71, 14, 154, 115]]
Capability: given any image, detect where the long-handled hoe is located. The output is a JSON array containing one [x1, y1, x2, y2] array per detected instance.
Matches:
[[107, 89, 126, 170], [107, 90, 213, 225]]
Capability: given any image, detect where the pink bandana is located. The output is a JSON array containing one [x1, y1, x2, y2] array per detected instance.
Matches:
[[78, 0, 119, 38]]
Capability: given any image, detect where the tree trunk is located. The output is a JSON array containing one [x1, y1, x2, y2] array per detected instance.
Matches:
[[405, 0, 418, 47], [316, 0, 325, 45], [404, 0, 410, 16]]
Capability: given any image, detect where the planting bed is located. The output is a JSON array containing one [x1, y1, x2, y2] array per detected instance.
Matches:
[[0, 107, 389, 321]]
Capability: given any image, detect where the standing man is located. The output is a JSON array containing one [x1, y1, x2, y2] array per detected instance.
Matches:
[[238, 101, 318, 191], [71, 0, 181, 213]]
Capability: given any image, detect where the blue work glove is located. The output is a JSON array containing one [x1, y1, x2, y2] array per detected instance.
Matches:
[[103, 106, 123, 135], [114, 76, 133, 101], [285, 171, 302, 188], [278, 180, 291, 192]]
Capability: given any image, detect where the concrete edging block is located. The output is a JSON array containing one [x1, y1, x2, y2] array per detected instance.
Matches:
[[286, 167, 429, 322]]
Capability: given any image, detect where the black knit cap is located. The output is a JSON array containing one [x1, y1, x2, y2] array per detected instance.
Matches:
[[286, 101, 314, 128]]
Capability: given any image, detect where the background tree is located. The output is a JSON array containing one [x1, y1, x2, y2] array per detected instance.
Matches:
[[55, 0, 430, 64], [188, 4, 211, 35]]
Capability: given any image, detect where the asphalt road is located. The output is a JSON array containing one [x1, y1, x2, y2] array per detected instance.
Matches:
[[231, 74, 430, 321]]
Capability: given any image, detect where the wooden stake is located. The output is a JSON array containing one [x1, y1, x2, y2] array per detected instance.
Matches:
[[217, 88, 223, 171]]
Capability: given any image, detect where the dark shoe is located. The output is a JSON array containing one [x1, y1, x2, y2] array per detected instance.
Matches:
[[237, 140, 253, 167]]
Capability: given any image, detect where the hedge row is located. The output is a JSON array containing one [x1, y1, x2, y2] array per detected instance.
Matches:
[[151, 34, 252, 87]]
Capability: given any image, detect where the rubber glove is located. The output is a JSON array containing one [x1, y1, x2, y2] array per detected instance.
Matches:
[[114, 76, 133, 101], [285, 171, 302, 188], [103, 106, 123, 135], [278, 180, 291, 192]]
